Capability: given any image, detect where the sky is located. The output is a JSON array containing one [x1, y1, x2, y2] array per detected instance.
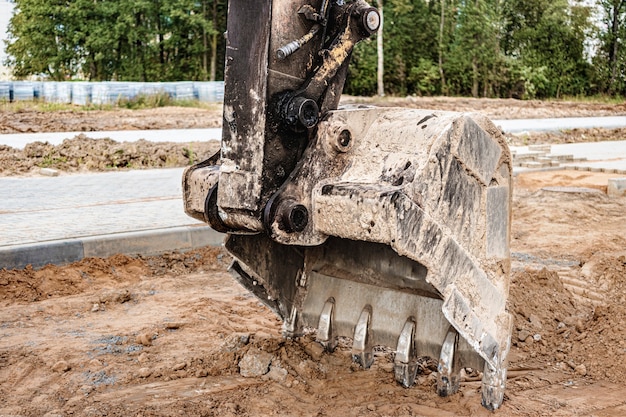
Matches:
[[0, 0, 14, 79]]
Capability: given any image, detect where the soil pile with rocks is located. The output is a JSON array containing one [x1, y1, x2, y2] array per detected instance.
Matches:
[[0, 135, 220, 175]]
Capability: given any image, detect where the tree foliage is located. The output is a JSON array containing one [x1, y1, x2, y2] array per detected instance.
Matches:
[[4, 0, 625, 97], [592, 0, 626, 94], [346, 0, 623, 98], [5, 0, 226, 81]]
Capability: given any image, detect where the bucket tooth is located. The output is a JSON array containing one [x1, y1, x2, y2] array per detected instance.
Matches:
[[283, 305, 299, 338], [352, 305, 374, 369], [394, 318, 418, 387], [481, 362, 507, 411], [316, 298, 338, 352], [437, 327, 460, 397]]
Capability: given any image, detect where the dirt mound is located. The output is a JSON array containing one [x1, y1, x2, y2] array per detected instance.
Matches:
[[507, 127, 626, 146], [0, 135, 220, 175], [0, 106, 222, 134], [341, 95, 626, 120], [509, 267, 588, 369], [508, 255, 626, 384], [0, 247, 225, 305], [0, 255, 146, 304]]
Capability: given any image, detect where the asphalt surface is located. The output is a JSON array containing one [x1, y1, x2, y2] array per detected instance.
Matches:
[[1, 117, 625, 270]]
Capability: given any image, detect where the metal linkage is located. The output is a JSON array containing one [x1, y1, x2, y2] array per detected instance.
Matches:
[[394, 318, 418, 387], [352, 305, 374, 368], [276, 0, 331, 60]]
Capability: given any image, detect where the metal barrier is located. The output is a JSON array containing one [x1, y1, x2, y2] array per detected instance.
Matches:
[[0, 81, 225, 104]]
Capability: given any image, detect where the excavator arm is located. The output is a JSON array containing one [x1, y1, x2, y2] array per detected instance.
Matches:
[[183, 0, 512, 410]]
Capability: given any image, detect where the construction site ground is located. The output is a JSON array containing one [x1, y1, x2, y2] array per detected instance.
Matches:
[[1, 97, 626, 416]]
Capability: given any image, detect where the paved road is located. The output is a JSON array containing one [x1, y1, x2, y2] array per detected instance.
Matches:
[[0, 167, 222, 269], [493, 116, 626, 133], [0, 168, 198, 247], [2, 116, 625, 149]]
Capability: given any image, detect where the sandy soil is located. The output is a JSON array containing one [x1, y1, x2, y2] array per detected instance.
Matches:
[[0, 174, 625, 416], [1, 98, 626, 415]]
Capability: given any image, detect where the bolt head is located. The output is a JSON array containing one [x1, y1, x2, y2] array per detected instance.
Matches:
[[365, 10, 380, 32]]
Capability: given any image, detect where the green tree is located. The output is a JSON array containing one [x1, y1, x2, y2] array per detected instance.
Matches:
[[5, 0, 224, 82], [444, 0, 505, 97], [594, 0, 626, 95], [502, 0, 592, 98], [347, 0, 441, 96], [6, 0, 81, 80]]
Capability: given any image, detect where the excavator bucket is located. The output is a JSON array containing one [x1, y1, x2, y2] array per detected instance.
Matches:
[[183, 0, 512, 410]]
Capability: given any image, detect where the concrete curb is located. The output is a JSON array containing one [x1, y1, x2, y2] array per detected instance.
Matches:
[[0, 225, 224, 270], [608, 178, 626, 197]]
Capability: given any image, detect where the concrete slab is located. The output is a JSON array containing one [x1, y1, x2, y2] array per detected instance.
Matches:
[[494, 116, 626, 133], [608, 178, 626, 197]]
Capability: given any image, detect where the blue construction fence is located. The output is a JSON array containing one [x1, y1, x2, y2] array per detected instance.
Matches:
[[0, 81, 225, 104]]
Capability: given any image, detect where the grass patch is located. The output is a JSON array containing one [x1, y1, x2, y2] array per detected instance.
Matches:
[[551, 94, 625, 104], [37, 156, 68, 168], [0, 100, 113, 112], [182, 145, 197, 165], [116, 92, 174, 109]]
